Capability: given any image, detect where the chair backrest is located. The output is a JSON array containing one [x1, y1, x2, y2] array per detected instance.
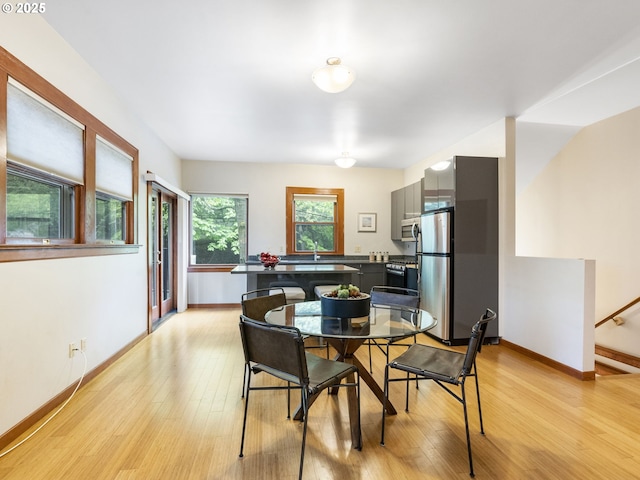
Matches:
[[241, 287, 287, 321], [239, 315, 308, 385], [461, 308, 497, 375], [370, 285, 420, 309]]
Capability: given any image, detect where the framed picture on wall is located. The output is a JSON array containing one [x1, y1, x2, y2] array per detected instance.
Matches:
[[358, 213, 377, 232]]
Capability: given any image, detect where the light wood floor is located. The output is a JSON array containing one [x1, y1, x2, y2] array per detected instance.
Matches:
[[1, 308, 640, 479]]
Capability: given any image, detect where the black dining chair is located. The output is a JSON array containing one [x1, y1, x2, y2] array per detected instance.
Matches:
[[367, 285, 421, 372], [380, 308, 497, 478], [240, 287, 329, 400], [238, 315, 361, 480]]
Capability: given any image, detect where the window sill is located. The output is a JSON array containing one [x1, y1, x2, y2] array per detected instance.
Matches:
[[0, 244, 141, 263], [188, 264, 236, 273]]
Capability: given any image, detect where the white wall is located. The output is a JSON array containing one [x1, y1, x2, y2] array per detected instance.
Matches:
[[0, 16, 181, 435], [182, 160, 405, 304], [504, 256, 595, 372], [517, 107, 640, 360]]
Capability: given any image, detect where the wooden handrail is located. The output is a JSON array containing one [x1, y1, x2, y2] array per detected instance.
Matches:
[[595, 296, 640, 328]]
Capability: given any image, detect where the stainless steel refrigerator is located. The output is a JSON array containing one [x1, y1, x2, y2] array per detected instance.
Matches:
[[417, 155, 499, 345], [418, 210, 452, 342]]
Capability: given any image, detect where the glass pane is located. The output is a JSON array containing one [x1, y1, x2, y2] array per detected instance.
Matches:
[[150, 196, 157, 308], [294, 200, 334, 222], [96, 195, 126, 241], [191, 195, 247, 264], [295, 224, 335, 252], [7, 170, 74, 238], [162, 201, 172, 301]]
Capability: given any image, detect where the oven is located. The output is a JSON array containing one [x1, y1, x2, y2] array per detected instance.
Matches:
[[385, 262, 418, 290]]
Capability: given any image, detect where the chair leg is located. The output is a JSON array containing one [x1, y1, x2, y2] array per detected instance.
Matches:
[[298, 391, 309, 480], [287, 381, 291, 419], [368, 341, 374, 373], [241, 364, 247, 398], [239, 369, 252, 458], [473, 362, 485, 435], [460, 384, 475, 477], [380, 364, 390, 446]]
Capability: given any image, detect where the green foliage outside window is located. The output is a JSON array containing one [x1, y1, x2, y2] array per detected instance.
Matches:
[[191, 195, 247, 264], [294, 199, 335, 252]]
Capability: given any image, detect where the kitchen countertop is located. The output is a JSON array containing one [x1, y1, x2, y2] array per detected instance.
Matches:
[[231, 264, 360, 274]]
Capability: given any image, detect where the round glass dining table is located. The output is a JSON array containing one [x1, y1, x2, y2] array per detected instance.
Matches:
[[265, 300, 437, 418]]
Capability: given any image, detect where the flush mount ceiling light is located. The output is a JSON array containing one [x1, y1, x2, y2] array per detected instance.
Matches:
[[335, 152, 356, 168], [312, 57, 355, 93]]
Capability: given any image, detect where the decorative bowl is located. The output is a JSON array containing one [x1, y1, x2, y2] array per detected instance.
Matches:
[[259, 252, 280, 269], [321, 292, 371, 319]]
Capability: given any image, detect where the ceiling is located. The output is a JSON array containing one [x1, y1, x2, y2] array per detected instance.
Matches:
[[42, 0, 640, 170]]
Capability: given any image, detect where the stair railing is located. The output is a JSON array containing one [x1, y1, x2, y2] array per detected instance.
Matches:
[[595, 296, 640, 328]]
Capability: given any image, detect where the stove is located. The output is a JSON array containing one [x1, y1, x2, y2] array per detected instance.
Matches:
[[385, 261, 418, 290]]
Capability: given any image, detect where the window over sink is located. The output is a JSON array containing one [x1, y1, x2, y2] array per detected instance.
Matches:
[[286, 186, 344, 256]]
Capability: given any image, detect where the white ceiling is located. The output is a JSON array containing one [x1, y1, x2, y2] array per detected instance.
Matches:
[[42, 0, 640, 169]]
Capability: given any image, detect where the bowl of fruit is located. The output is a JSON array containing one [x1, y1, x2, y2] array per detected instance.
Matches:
[[321, 284, 370, 319], [259, 251, 280, 268]]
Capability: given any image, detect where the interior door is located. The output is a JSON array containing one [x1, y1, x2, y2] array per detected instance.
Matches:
[[148, 186, 177, 330]]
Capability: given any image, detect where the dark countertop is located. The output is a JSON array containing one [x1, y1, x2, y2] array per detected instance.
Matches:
[[245, 255, 412, 266], [231, 264, 360, 274]]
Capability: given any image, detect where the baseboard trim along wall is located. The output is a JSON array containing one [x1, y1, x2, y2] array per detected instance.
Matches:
[[0, 332, 147, 452], [501, 339, 596, 381]]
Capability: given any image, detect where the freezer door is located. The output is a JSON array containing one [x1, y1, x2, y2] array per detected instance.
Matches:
[[420, 211, 450, 254], [419, 254, 450, 341]]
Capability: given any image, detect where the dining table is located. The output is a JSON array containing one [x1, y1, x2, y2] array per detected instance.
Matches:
[[265, 300, 437, 447]]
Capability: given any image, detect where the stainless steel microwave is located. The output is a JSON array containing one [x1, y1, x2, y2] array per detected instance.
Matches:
[[401, 217, 420, 241]]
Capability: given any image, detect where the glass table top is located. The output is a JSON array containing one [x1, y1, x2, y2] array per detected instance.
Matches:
[[265, 300, 437, 340]]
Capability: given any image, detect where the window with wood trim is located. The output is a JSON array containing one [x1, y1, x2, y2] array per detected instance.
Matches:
[[286, 186, 344, 255], [0, 46, 139, 261]]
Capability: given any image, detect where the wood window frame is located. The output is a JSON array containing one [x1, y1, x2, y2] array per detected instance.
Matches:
[[0, 46, 139, 262], [285, 186, 344, 256]]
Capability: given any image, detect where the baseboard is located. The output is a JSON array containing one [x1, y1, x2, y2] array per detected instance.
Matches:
[[595, 344, 640, 369], [0, 331, 147, 452], [500, 339, 595, 381]]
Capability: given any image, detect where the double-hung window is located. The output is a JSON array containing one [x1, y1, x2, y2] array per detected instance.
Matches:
[[286, 186, 344, 255]]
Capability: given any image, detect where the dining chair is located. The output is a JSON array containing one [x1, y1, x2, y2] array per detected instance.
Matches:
[[238, 315, 361, 480], [240, 288, 330, 400], [367, 285, 421, 372], [380, 308, 497, 478]]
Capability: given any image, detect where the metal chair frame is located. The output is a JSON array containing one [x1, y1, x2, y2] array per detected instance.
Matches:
[[238, 315, 361, 480], [380, 308, 497, 478], [367, 285, 421, 373]]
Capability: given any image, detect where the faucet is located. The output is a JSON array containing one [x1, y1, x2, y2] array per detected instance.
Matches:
[[313, 241, 320, 262]]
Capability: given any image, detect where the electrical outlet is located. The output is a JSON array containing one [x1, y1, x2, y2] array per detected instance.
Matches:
[[354, 245, 361, 253], [80, 338, 87, 352], [69, 343, 76, 358]]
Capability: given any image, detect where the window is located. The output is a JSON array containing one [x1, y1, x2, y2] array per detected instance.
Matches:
[[286, 187, 344, 255], [0, 46, 139, 261], [6, 165, 75, 240], [190, 194, 248, 265]]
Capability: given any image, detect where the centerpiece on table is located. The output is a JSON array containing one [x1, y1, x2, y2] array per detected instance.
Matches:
[[320, 284, 371, 319], [259, 251, 280, 268]]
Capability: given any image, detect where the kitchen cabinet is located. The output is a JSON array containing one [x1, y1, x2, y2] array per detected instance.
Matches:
[[390, 188, 404, 240], [345, 262, 386, 293], [391, 180, 422, 241]]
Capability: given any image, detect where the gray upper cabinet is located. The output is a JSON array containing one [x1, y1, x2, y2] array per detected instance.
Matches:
[[391, 188, 404, 240], [391, 180, 422, 240]]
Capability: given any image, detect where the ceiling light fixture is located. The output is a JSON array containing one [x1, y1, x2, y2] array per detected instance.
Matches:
[[312, 57, 355, 93], [430, 160, 451, 171], [335, 152, 356, 168]]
